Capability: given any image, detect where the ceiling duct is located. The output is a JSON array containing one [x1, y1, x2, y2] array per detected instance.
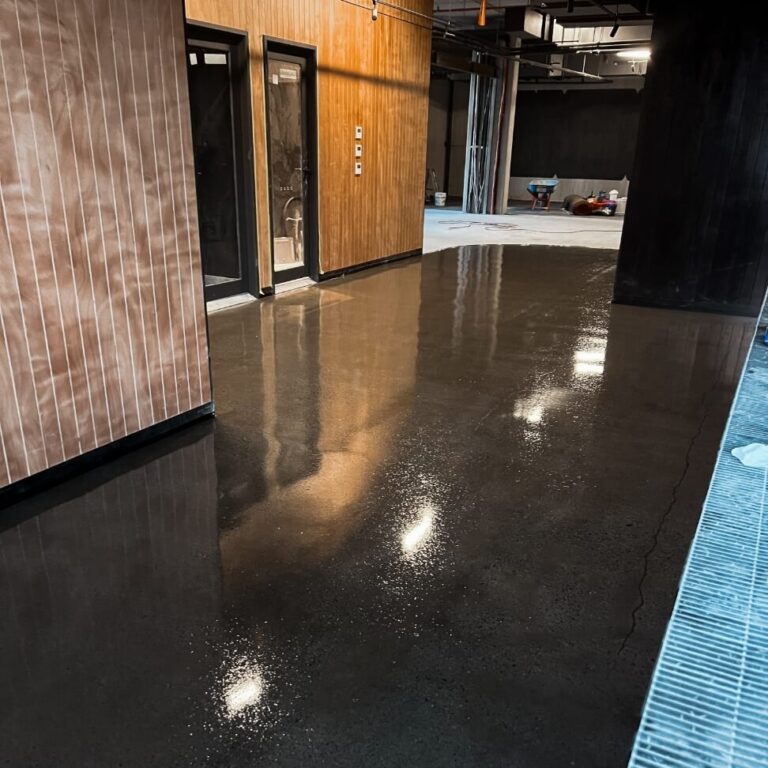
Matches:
[[504, 6, 548, 39]]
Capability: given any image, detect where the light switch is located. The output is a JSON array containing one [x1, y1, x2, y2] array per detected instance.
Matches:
[[355, 126, 363, 139], [355, 144, 362, 158], [354, 162, 362, 176]]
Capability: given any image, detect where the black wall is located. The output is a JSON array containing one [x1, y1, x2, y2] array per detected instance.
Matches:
[[615, 1, 768, 316], [510, 89, 642, 180]]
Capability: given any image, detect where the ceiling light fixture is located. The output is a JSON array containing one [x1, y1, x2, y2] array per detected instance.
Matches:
[[616, 48, 651, 60], [372, 0, 378, 20]]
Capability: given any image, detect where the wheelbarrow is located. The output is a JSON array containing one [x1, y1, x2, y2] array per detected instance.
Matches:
[[527, 178, 559, 211]]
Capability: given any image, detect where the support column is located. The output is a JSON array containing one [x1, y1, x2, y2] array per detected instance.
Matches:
[[493, 48, 520, 215], [614, 1, 768, 316]]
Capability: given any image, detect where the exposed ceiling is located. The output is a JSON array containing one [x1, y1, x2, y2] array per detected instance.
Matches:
[[433, 1, 653, 29], [430, 0, 653, 87]]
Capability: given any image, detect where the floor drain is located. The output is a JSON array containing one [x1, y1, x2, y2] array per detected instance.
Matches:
[[628, 341, 768, 767]]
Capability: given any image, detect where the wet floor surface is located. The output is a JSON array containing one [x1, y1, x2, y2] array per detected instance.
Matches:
[[0, 245, 755, 767]]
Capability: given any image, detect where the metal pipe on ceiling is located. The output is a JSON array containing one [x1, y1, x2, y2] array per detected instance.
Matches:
[[516, 55, 603, 79], [500, 40, 650, 55], [435, 32, 606, 80], [433, 25, 643, 76], [582, 0, 621, 34]]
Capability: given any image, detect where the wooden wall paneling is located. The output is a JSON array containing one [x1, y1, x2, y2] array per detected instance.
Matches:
[[168, 0, 209, 409], [93, 0, 150, 436], [78, 0, 141, 437], [18, 0, 87, 458], [68, 0, 128, 441], [136, 0, 179, 421], [41, 0, 108, 454], [113, 0, 168, 426], [248, 11, 272, 289], [1, 2, 67, 474], [0, 323, 21, 485], [0, 0, 211, 489], [184, 0, 432, 288]]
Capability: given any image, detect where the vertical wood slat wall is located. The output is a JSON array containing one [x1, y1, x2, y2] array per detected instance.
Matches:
[[0, 0, 211, 489], [184, 0, 433, 288]]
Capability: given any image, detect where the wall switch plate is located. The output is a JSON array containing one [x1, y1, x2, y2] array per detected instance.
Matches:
[[354, 162, 362, 176], [355, 144, 362, 158], [355, 126, 363, 139]]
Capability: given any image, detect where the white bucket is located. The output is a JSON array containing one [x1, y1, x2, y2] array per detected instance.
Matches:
[[434, 192, 447, 207], [616, 197, 628, 216]]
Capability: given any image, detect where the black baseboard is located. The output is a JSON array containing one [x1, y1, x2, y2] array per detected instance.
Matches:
[[319, 248, 422, 282], [0, 403, 215, 510]]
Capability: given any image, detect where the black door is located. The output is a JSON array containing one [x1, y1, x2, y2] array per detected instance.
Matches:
[[187, 27, 257, 301], [264, 41, 319, 284]]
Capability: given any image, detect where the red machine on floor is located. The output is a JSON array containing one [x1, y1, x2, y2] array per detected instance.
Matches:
[[563, 191, 617, 216]]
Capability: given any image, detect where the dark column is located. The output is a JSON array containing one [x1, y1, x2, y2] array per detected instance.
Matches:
[[614, 2, 768, 316]]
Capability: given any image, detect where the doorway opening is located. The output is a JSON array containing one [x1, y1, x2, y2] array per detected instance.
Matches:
[[187, 24, 257, 302], [264, 39, 319, 285]]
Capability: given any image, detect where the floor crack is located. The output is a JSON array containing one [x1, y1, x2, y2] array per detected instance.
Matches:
[[618, 397, 713, 655]]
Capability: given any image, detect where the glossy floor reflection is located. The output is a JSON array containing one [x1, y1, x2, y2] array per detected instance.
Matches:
[[0, 245, 754, 767]]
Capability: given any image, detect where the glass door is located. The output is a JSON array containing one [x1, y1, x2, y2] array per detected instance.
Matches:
[[265, 48, 315, 284], [188, 37, 253, 301]]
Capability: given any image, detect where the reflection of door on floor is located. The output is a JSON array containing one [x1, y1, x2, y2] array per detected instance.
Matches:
[[187, 30, 255, 301], [265, 42, 318, 285]]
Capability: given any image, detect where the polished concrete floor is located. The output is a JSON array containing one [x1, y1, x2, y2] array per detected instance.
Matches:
[[0, 245, 754, 767], [423, 207, 623, 253]]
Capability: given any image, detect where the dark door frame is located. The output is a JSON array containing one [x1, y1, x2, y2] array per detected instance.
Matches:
[[186, 22, 259, 300], [263, 37, 320, 284]]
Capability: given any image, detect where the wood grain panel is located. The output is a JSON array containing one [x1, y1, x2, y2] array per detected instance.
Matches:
[[185, 0, 432, 287], [0, 0, 211, 489]]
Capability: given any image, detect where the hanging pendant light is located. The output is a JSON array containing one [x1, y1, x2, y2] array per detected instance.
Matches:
[[477, 0, 487, 27]]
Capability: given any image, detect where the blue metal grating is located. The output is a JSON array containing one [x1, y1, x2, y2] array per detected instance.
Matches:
[[628, 321, 768, 768]]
